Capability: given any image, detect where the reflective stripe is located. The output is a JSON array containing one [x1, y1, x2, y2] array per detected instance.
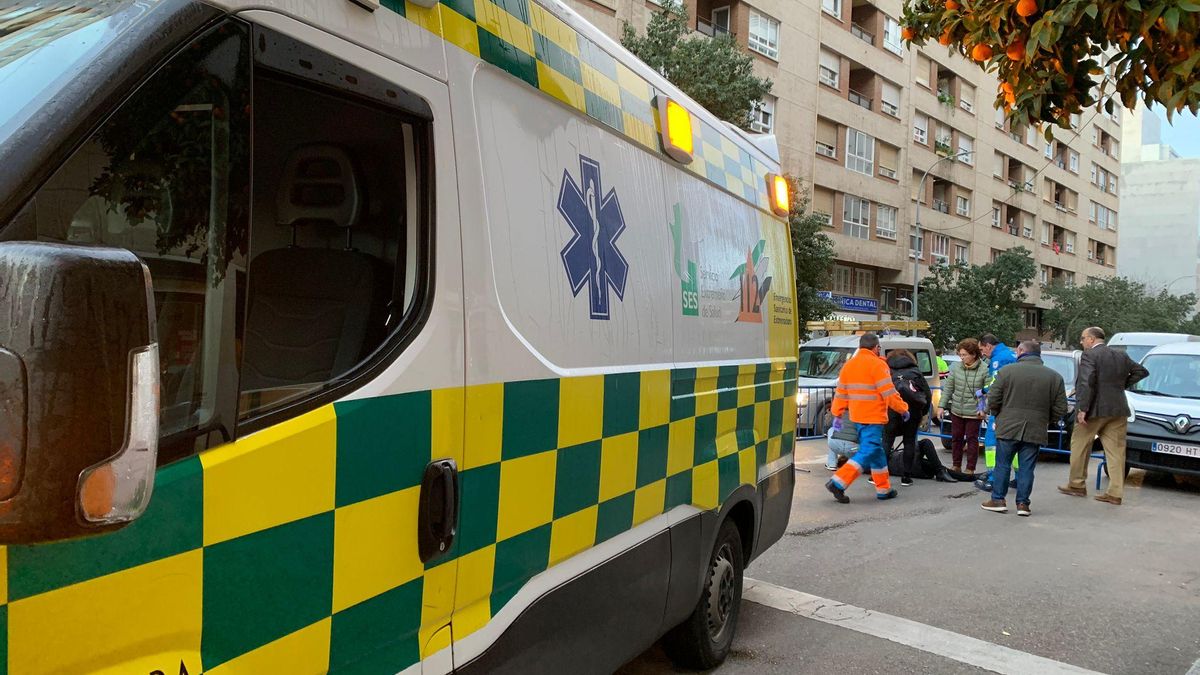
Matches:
[[844, 393, 878, 401], [873, 377, 894, 389], [878, 387, 899, 397], [843, 383, 875, 391]]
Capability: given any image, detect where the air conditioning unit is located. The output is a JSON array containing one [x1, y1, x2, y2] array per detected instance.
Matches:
[[816, 142, 836, 158]]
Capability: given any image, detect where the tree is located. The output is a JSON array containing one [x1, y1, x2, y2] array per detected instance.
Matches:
[[917, 247, 1037, 349], [621, 5, 773, 128], [1041, 276, 1199, 345], [900, 0, 1200, 133], [786, 178, 837, 338]]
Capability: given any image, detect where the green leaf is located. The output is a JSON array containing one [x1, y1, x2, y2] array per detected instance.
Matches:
[[1180, 0, 1200, 11], [1084, 3, 1098, 19], [1164, 7, 1181, 32], [1105, 97, 1115, 114], [729, 263, 746, 280], [1125, 0, 1141, 10], [751, 239, 766, 265]]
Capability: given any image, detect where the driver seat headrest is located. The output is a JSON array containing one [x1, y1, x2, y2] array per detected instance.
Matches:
[[276, 145, 361, 229]]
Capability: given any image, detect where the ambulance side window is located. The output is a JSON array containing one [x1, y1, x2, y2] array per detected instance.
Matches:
[[0, 22, 253, 465], [235, 30, 433, 430]]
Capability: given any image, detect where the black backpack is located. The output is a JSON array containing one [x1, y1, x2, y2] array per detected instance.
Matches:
[[894, 371, 928, 414]]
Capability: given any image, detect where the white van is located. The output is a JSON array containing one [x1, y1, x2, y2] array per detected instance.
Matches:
[[0, 1, 799, 673], [1109, 332, 1200, 364], [1124, 341, 1200, 479]]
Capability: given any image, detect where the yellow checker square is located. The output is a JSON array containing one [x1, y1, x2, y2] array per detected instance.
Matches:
[[599, 431, 639, 501], [702, 141, 724, 167], [549, 505, 598, 566], [720, 135, 740, 159], [633, 480, 666, 525], [754, 402, 771, 443], [692, 461, 719, 510], [581, 63, 622, 107], [768, 435, 784, 462], [667, 419, 695, 476], [770, 375, 785, 402], [616, 62, 652, 101], [432, 387, 465, 466], [440, 6, 481, 56], [741, 165, 755, 186], [538, 61, 586, 111], [727, 177, 745, 198], [737, 371, 756, 408], [497, 450, 557, 541], [623, 114, 658, 149], [333, 486, 424, 613], [201, 405, 336, 546], [716, 409, 737, 442], [8, 550, 203, 675], [453, 545, 497, 640], [739, 447, 757, 486], [694, 389, 718, 417], [404, 0, 444, 35], [420, 561, 459, 654], [208, 618, 331, 675], [530, 3, 579, 56], [475, 0, 535, 55], [465, 382, 504, 469], [639, 369, 671, 429], [559, 374, 604, 447]]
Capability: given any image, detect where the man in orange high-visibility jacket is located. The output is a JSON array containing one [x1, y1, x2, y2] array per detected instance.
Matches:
[[826, 333, 910, 503]]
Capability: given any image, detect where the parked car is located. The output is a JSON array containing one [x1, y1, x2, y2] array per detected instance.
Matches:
[[1109, 332, 1200, 365], [797, 335, 940, 434], [1122, 341, 1200, 479]]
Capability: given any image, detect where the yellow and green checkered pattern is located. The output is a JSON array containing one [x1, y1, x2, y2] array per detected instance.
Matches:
[[0, 362, 796, 674], [382, 0, 774, 211]]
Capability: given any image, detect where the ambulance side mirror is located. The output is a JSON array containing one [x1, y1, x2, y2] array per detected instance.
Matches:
[[0, 242, 160, 544]]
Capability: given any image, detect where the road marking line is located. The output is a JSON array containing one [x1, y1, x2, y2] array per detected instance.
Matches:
[[743, 578, 1106, 675], [1186, 656, 1200, 675]]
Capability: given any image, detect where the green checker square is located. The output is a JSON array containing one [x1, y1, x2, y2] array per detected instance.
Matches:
[[670, 368, 697, 421], [7, 455, 203, 601], [784, 375, 798, 398], [335, 391, 431, 507], [533, 33, 581, 82], [692, 413, 717, 466], [783, 431, 795, 448], [737, 405, 756, 446], [479, 29, 538, 88], [554, 441, 602, 518], [718, 454, 740, 501], [755, 441, 769, 468], [440, 0, 476, 22], [0, 605, 7, 675], [381, 0, 406, 15], [603, 371, 641, 437], [664, 470, 692, 510], [502, 378, 560, 460], [488, 0, 529, 23], [754, 365, 772, 402], [201, 512, 334, 670], [330, 578, 422, 675], [784, 361, 798, 380], [595, 492, 635, 544], [458, 463, 502, 555], [491, 524, 552, 615], [636, 424, 669, 487], [717, 365, 739, 410], [584, 90, 625, 132], [769, 398, 784, 438]]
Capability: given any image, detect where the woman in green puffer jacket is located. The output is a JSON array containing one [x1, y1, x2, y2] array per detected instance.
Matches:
[[937, 338, 990, 474]]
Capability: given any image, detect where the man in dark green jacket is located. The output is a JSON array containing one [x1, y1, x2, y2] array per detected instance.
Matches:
[[980, 341, 1068, 517]]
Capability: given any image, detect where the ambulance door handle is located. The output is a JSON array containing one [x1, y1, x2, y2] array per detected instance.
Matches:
[[417, 459, 458, 563]]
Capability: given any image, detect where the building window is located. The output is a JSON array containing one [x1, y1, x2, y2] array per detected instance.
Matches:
[[750, 96, 775, 133], [910, 227, 924, 258], [1090, 163, 1098, 184], [993, 151, 1005, 178], [992, 203, 1001, 228], [1040, 265, 1049, 284], [1069, 150, 1079, 173], [833, 265, 853, 294], [822, 0, 842, 18], [846, 128, 875, 176], [956, 195, 970, 217], [957, 134, 974, 163], [816, 116, 838, 158], [1044, 140, 1054, 159], [1023, 223, 1033, 239], [853, 268, 874, 297], [1040, 222, 1051, 245], [749, 10, 780, 59], [916, 53, 931, 88], [843, 194, 871, 239], [876, 204, 898, 239], [883, 16, 904, 54], [1091, 126, 1099, 145], [955, 244, 968, 263], [1065, 232, 1076, 253], [959, 82, 975, 113], [881, 81, 901, 117], [819, 49, 840, 88], [913, 112, 928, 144], [930, 234, 949, 265], [1109, 175, 1118, 194], [1025, 308, 1040, 328], [995, 104, 1006, 129]]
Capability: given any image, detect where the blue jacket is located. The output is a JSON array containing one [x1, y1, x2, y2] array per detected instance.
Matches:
[[987, 343, 1017, 385]]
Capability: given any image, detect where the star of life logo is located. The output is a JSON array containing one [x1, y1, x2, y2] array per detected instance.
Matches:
[[557, 156, 629, 320]]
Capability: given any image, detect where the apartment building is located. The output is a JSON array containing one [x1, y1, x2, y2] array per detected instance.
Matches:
[[561, 0, 1120, 335]]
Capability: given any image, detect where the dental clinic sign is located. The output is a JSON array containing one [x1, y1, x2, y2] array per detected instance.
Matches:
[[817, 291, 877, 314]]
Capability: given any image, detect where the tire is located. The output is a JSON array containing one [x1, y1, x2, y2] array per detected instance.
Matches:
[[662, 519, 745, 671]]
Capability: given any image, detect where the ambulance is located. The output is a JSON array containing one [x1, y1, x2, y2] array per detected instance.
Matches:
[[0, 0, 798, 672]]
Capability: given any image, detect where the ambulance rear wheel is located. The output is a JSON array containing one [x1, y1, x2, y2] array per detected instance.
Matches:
[[662, 518, 744, 670]]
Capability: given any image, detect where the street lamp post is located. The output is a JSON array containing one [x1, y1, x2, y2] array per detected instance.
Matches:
[[912, 149, 973, 336]]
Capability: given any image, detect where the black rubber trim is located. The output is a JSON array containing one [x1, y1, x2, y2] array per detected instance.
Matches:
[[457, 530, 672, 675], [753, 463, 795, 561], [0, 0, 225, 226]]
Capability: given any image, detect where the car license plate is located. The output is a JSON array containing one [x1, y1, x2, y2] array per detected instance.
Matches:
[[1151, 441, 1200, 458]]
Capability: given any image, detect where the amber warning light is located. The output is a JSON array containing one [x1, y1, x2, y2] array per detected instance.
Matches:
[[767, 173, 790, 217]]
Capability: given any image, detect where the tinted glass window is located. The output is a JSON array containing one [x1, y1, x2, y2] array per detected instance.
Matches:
[[1133, 355, 1200, 399], [799, 348, 852, 379]]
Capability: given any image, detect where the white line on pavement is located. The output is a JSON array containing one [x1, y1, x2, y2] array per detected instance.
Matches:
[[1186, 656, 1200, 675], [743, 578, 1106, 675]]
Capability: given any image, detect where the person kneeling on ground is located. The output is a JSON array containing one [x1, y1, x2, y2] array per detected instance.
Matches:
[[826, 411, 859, 470], [886, 438, 959, 482]]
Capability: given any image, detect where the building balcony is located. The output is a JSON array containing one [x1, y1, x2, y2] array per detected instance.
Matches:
[[848, 88, 872, 111], [695, 16, 734, 38], [850, 22, 875, 45]]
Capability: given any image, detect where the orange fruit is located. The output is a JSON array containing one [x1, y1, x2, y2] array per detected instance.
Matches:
[[939, 30, 953, 45], [946, 0, 960, 10], [902, 26, 917, 40], [971, 43, 994, 61], [1006, 40, 1025, 60], [1016, 0, 1038, 17]]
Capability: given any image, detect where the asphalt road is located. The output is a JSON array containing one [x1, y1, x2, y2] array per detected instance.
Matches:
[[620, 439, 1200, 675]]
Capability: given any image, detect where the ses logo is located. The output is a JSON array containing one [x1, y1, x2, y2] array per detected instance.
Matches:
[[558, 156, 629, 320]]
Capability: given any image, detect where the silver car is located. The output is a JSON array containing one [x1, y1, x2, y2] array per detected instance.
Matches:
[[1123, 341, 1200, 479]]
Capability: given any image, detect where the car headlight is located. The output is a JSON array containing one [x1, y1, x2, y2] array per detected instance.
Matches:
[[797, 390, 810, 407]]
